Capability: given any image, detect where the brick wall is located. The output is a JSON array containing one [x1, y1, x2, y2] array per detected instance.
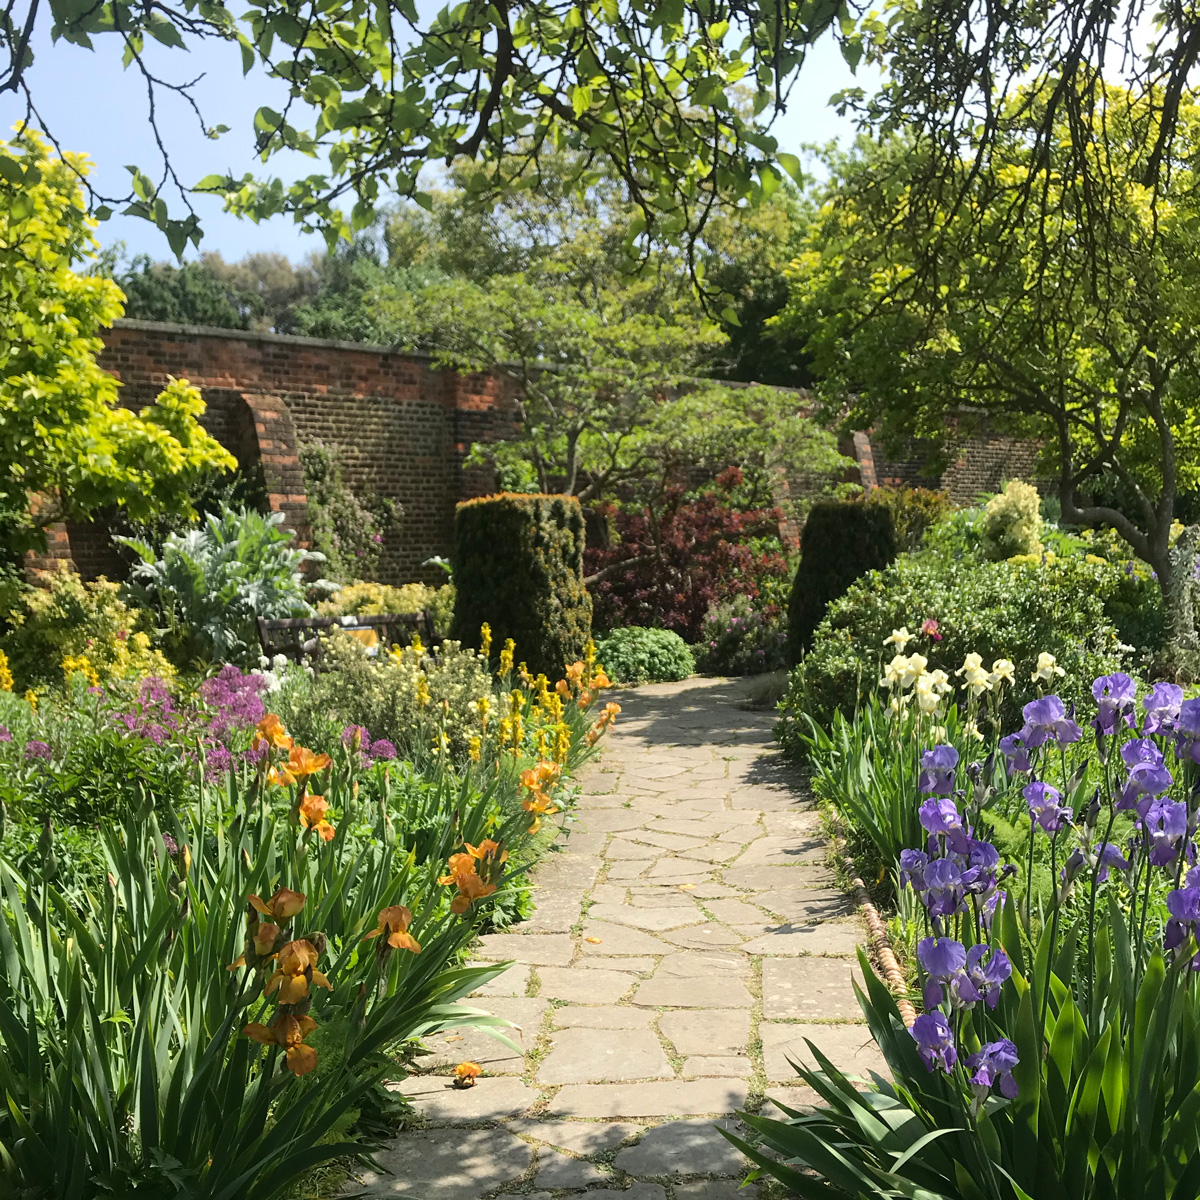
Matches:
[[55, 320, 520, 584]]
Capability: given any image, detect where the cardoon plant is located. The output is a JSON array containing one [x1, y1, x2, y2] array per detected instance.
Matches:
[[727, 673, 1200, 1199]]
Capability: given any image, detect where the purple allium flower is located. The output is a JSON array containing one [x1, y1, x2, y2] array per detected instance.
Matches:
[[999, 733, 1032, 774], [1143, 798, 1188, 867], [919, 797, 968, 852], [911, 1011, 957, 1074], [1116, 739, 1173, 812], [899, 848, 929, 892], [1019, 695, 1082, 748], [966, 1039, 1019, 1098], [1024, 781, 1073, 834], [368, 738, 397, 762], [203, 744, 234, 777], [922, 857, 967, 919], [341, 724, 371, 750], [0, 725, 10, 743], [919, 744, 959, 796], [24, 740, 50, 762], [918, 936, 975, 1009], [1143, 683, 1184, 736], [1092, 673, 1136, 736], [200, 665, 269, 736], [1174, 699, 1200, 765], [966, 944, 1012, 1008], [162, 833, 179, 856]]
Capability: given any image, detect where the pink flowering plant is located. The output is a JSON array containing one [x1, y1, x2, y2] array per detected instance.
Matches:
[[731, 675, 1200, 1198]]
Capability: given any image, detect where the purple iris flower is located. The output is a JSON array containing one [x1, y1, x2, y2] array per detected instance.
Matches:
[[981, 889, 1004, 930], [1019, 696, 1083, 748], [1092, 673, 1137, 736], [911, 1011, 957, 1074], [919, 798, 968, 852], [999, 733, 1033, 774], [1144, 683, 1184, 736], [918, 936, 976, 1009], [1174, 699, 1200, 765], [922, 857, 967, 919], [961, 839, 1001, 895], [1166, 886, 1200, 951], [1024, 781, 1073, 834], [966, 944, 1012, 1008], [966, 1039, 1020, 1098], [1143, 798, 1188, 867], [24, 740, 50, 762], [919, 745, 960, 796], [899, 848, 929, 892], [1093, 842, 1131, 884], [1116, 739, 1174, 813]]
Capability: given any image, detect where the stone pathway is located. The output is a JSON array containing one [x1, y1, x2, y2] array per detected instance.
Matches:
[[356, 676, 884, 1198]]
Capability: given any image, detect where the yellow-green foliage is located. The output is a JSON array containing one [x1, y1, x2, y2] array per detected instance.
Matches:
[[0, 130, 234, 557], [317, 580, 455, 635], [981, 480, 1044, 561], [2, 568, 175, 690]]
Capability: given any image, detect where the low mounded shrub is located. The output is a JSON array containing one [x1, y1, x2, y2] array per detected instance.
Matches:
[[787, 501, 896, 662], [319, 579, 455, 636], [451, 493, 592, 677], [595, 626, 695, 684], [981, 478, 1043, 560], [1, 567, 174, 692], [777, 552, 1128, 752], [696, 594, 788, 676]]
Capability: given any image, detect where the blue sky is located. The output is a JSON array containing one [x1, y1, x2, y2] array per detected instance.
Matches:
[[4, 25, 874, 265]]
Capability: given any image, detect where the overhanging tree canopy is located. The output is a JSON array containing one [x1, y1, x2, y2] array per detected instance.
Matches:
[[775, 83, 1200, 590]]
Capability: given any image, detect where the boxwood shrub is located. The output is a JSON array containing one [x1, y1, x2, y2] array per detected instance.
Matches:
[[777, 552, 1131, 754], [451, 493, 592, 677]]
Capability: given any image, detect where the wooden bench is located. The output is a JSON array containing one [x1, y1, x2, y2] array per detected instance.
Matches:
[[256, 612, 439, 664]]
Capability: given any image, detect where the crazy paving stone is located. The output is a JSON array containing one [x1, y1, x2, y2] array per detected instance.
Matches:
[[356, 1126, 533, 1197], [614, 1117, 749, 1176], [659, 1009, 752, 1056], [468, 963, 530, 998], [761, 958, 864, 1021], [538, 1027, 672, 1085], [587, 903, 705, 931], [392, 1075, 539, 1124], [510, 1119, 644, 1155], [680, 1056, 752, 1078], [760, 1021, 888, 1083], [474, 933, 576, 966], [580, 920, 675, 956], [537, 966, 637, 1004], [553, 1005, 655, 1030], [550, 1079, 750, 1119]]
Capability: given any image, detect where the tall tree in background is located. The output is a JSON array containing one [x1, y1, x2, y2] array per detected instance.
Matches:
[[776, 84, 1200, 591], [0, 133, 235, 561]]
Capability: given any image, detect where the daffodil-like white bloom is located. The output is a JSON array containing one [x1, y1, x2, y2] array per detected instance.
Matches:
[[1032, 651, 1065, 681]]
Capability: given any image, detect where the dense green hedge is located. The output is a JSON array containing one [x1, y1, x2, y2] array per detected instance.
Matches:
[[777, 553, 1129, 753], [451, 493, 593, 677], [787, 502, 896, 662]]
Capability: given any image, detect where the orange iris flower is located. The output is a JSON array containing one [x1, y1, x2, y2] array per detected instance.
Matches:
[[255, 713, 294, 750], [466, 839, 509, 866], [249, 887, 306, 921], [244, 1013, 319, 1076], [284, 745, 332, 780], [363, 904, 421, 952], [265, 939, 333, 1003], [299, 794, 336, 842], [227, 921, 281, 970], [453, 1061, 482, 1087], [590, 670, 612, 689], [439, 854, 497, 914]]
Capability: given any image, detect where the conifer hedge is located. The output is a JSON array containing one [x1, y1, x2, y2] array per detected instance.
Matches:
[[787, 501, 896, 663], [451, 493, 593, 678]]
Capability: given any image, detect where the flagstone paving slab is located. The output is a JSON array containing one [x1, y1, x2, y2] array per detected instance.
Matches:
[[361, 677, 877, 1196]]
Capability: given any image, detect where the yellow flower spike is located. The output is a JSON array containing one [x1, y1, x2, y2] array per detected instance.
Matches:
[[24, 689, 38, 711], [264, 939, 332, 1003], [468, 736, 482, 762], [553, 723, 571, 762], [480, 622, 492, 659], [0, 650, 12, 692], [244, 1013, 319, 1076], [498, 639, 515, 675], [410, 633, 425, 657], [415, 673, 432, 708]]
